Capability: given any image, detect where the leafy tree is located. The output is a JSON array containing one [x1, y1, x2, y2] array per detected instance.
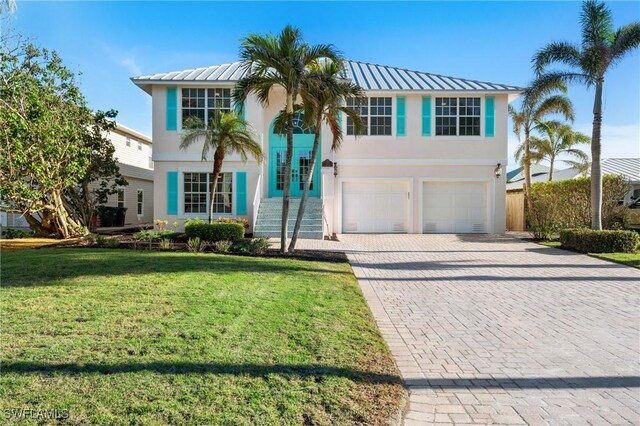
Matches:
[[533, 0, 640, 229], [0, 40, 123, 237], [284, 60, 365, 253], [530, 120, 591, 180], [509, 80, 574, 200], [233, 25, 341, 253], [180, 111, 263, 224]]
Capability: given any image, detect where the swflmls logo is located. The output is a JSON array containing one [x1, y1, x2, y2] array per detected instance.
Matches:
[[3, 408, 69, 420]]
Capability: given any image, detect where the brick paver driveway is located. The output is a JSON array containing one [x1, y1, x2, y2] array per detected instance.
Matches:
[[293, 234, 640, 425]]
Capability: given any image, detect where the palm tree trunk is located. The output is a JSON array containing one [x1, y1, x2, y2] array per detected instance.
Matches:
[[280, 94, 294, 254], [288, 115, 321, 253], [549, 156, 554, 181], [523, 129, 532, 196], [590, 78, 604, 230], [208, 148, 225, 224]]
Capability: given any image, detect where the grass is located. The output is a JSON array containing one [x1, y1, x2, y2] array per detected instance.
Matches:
[[539, 241, 640, 269], [0, 249, 405, 425]]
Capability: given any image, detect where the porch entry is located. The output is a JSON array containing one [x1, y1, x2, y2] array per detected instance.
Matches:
[[268, 113, 321, 198]]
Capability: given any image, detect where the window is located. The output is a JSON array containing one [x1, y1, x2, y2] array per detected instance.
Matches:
[[435, 97, 481, 136], [346, 97, 392, 136], [183, 172, 233, 214], [148, 156, 153, 169], [117, 189, 124, 208], [125, 137, 131, 147], [137, 190, 143, 216], [181, 88, 232, 127], [138, 141, 142, 151]]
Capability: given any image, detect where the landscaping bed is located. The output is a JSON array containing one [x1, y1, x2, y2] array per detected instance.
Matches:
[[0, 248, 405, 424]]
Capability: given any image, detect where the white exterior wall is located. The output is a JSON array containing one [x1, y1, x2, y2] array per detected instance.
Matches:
[[148, 83, 514, 235], [111, 128, 153, 170], [101, 177, 154, 226]]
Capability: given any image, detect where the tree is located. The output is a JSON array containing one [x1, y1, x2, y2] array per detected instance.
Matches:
[[529, 120, 591, 180], [0, 40, 124, 238], [180, 111, 263, 224], [509, 80, 574, 199], [286, 60, 365, 253], [533, 0, 640, 229], [233, 25, 341, 253]]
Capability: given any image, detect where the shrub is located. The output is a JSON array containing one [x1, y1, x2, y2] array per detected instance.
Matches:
[[187, 237, 206, 253], [95, 235, 120, 248], [249, 238, 270, 255], [184, 222, 244, 242], [213, 240, 233, 253], [559, 228, 639, 253], [158, 238, 173, 250], [133, 229, 178, 241], [528, 175, 630, 237], [232, 239, 251, 254], [216, 217, 250, 229], [1, 228, 35, 239]]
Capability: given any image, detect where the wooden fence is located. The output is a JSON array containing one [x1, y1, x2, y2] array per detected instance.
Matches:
[[506, 189, 526, 232]]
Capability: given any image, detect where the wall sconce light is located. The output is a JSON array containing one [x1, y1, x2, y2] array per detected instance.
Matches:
[[333, 162, 338, 178], [494, 163, 502, 179]]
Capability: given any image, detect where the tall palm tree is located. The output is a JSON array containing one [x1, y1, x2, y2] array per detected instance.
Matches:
[[509, 80, 574, 199], [180, 111, 263, 224], [530, 120, 591, 180], [286, 60, 365, 253], [233, 25, 341, 253], [533, 0, 640, 229]]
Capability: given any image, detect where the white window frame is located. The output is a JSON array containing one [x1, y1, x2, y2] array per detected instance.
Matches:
[[345, 96, 393, 137], [179, 170, 235, 219], [138, 141, 143, 151], [125, 137, 131, 147], [432, 95, 484, 139], [179, 87, 233, 130], [116, 188, 125, 208], [136, 189, 144, 217]]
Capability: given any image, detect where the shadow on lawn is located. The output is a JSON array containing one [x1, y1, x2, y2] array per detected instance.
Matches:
[[4, 361, 638, 390], [0, 249, 351, 288]]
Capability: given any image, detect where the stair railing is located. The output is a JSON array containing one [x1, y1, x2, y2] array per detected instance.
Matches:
[[252, 175, 261, 232]]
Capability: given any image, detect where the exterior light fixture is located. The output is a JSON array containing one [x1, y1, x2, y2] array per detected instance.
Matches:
[[334, 162, 338, 177], [494, 163, 502, 179]]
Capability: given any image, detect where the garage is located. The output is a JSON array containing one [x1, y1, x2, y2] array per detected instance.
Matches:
[[422, 181, 489, 233], [342, 181, 410, 233]]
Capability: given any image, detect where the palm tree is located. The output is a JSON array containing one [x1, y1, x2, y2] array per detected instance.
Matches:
[[530, 120, 591, 180], [286, 60, 365, 253], [233, 25, 341, 254], [509, 80, 574, 199], [533, 0, 640, 229], [180, 111, 263, 224]]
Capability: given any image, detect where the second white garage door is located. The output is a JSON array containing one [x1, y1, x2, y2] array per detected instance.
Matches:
[[342, 181, 409, 233], [423, 181, 489, 233]]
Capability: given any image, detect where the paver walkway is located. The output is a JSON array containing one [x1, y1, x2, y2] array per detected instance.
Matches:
[[291, 234, 640, 425]]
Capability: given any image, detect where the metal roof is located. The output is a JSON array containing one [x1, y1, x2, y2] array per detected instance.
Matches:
[[596, 158, 640, 182], [131, 60, 523, 93], [506, 164, 552, 183]]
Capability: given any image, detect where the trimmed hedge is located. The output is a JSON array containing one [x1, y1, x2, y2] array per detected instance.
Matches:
[[184, 221, 244, 242], [559, 228, 639, 254]]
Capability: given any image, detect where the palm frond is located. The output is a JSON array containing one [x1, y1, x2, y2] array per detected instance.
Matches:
[[533, 41, 583, 75], [534, 95, 575, 122], [611, 22, 640, 64], [580, 0, 614, 48]]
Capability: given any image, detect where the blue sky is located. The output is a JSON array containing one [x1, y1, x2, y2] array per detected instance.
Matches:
[[9, 1, 640, 169]]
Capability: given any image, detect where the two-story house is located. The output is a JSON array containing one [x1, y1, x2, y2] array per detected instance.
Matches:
[[131, 60, 521, 238]]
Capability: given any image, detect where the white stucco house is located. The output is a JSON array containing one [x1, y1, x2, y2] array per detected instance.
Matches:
[[131, 60, 522, 237]]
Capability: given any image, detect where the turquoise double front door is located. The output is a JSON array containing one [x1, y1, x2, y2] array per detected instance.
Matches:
[[268, 116, 321, 198]]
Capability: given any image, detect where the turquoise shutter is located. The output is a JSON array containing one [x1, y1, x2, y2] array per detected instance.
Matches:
[[235, 100, 246, 120], [167, 171, 178, 215], [421, 96, 431, 136], [485, 96, 495, 137], [166, 87, 177, 131], [396, 96, 406, 136], [236, 172, 247, 215]]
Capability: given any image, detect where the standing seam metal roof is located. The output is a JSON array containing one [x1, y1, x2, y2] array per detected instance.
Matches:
[[131, 60, 523, 92]]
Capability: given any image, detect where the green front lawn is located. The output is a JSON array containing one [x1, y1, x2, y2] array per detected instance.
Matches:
[[0, 249, 405, 425], [539, 241, 640, 269]]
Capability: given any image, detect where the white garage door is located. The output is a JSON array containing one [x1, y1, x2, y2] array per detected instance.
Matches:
[[423, 181, 488, 233], [342, 181, 409, 233]]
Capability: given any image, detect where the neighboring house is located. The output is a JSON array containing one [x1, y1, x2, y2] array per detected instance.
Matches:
[[131, 60, 522, 236], [506, 158, 639, 201], [98, 123, 154, 227]]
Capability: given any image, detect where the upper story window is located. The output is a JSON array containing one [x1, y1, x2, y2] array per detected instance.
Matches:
[[181, 88, 232, 127], [435, 97, 481, 136], [346, 97, 392, 136], [125, 137, 131, 147], [138, 141, 142, 151]]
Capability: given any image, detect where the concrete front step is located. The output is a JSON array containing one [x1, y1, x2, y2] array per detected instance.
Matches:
[[254, 230, 323, 239], [254, 198, 324, 240]]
